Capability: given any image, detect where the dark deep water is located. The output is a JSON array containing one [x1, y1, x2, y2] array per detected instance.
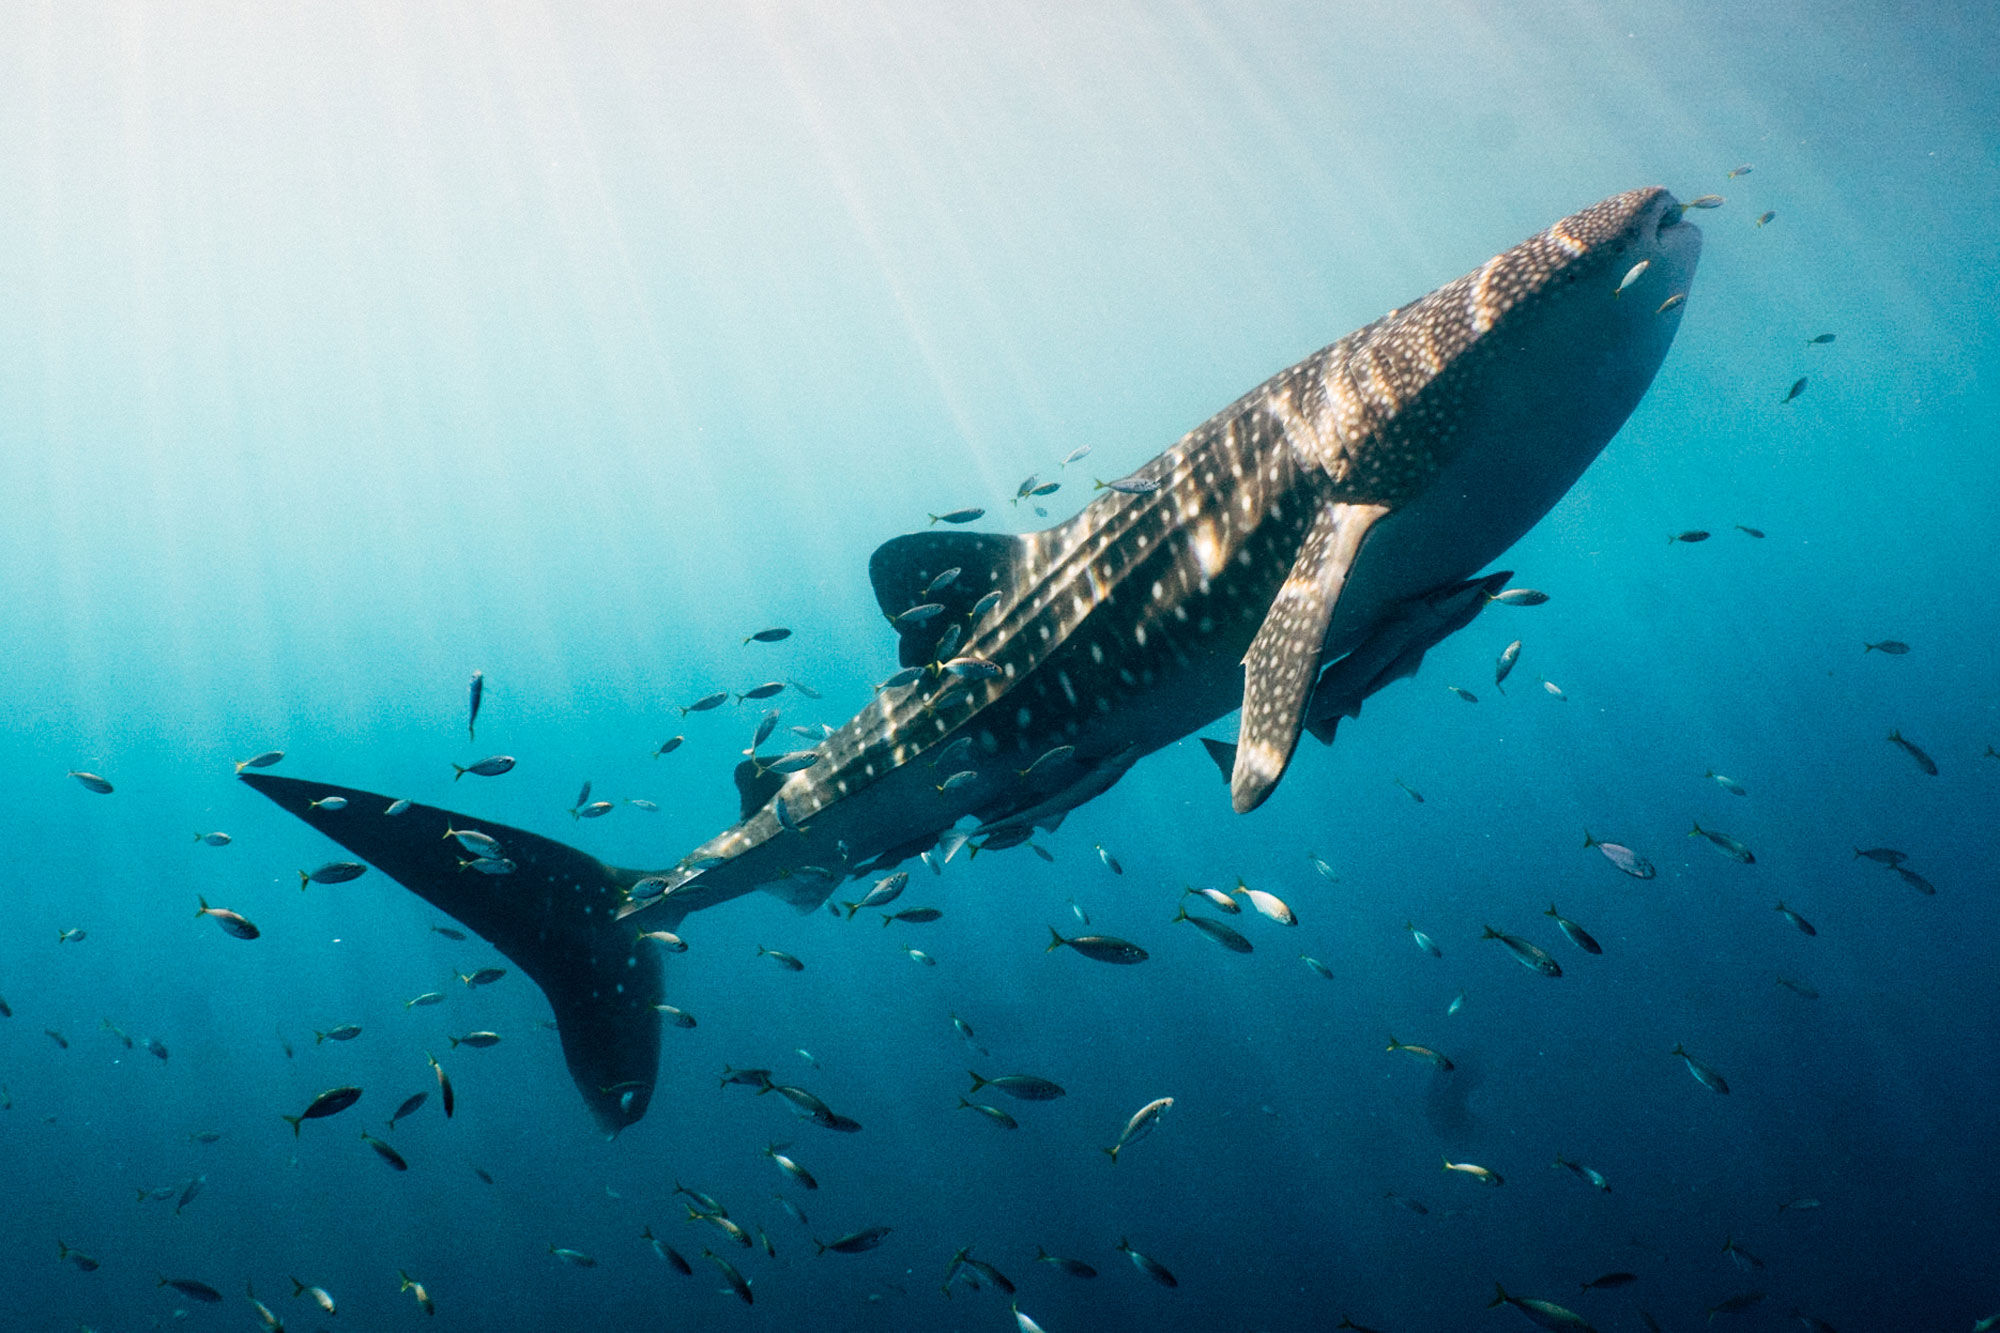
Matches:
[[4, 5, 1999, 1331]]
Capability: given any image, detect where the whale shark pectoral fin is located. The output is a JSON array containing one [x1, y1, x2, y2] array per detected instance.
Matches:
[[1230, 501, 1390, 813], [237, 772, 663, 1135], [868, 531, 1027, 666]]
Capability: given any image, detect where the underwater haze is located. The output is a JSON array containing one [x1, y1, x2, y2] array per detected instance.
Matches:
[[4, 3, 1999, 1331]]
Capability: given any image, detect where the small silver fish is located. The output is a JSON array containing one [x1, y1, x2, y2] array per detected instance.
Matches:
[[1672, 1042, 1730, 1094], [1172, 905, 1253, 953], [756, 945, 804, 971], [1544, 904, 1602, 955], [1102, 1096, 1173, 1164], [1886, 728, 1937, 775], [1482, 925, 1561, 977], [1690, 821, 1755, 863], [1584, 830, 1655, 879], [1774, 901, 1816, 936]]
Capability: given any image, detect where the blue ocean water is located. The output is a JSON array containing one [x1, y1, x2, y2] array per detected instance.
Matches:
[[4, 4, 1997, 1330]]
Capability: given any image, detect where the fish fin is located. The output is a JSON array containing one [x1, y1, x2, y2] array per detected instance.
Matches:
[[1199, 738, 1237, 784], [732, 761, 787, 822], [1303, 572, 1506, 746], [1231, 502, 1390, 812], [239, 773, 667, 1135], [868, 531, 1026, 667]]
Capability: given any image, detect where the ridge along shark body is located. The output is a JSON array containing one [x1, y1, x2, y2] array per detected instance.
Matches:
[[242, 186, 1700, 1132]]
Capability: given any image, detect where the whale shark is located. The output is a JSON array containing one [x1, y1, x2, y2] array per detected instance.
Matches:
[[242, 185, 1700, 1132]]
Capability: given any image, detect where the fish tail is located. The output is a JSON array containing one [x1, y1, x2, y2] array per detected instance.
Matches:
[[282, 1115, 302, 1136], [297, 870, 309, 891], [967, 1070, 989, 1093], [1489, 1283, 1509, 1308], [1480, 925, 1499, 939], [1582, 829, 1597, 847], [1045, 926, 1065, 953], [811, 1238, 827, 1256], [1545, 903, 1558, 917], [881, 914, 893, 928], [1689, 821, 1703, 836], [1102, 1145, 1119, 1165], [196, 896, 208, 916], [290, 1277, 306, 1297], [451, 765, 466, 780], [448, 1036, 461, 1049]]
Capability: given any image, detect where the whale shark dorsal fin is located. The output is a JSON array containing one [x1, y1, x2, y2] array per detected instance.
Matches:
[[733, 760, 786, 821], [237, 772, 665, 1135], [868, 531, 1026, 667], [1230, 502, 1390, 813]]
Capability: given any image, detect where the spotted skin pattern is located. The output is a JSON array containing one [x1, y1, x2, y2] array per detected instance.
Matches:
[[242, 189, 1699, 1130]]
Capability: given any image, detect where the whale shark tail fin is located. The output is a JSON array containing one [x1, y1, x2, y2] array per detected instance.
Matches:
[[238, 772, 667, 1135]]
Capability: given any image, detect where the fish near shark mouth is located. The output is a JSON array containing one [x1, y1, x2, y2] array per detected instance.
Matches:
[[240, 186, 1698, 1130]]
